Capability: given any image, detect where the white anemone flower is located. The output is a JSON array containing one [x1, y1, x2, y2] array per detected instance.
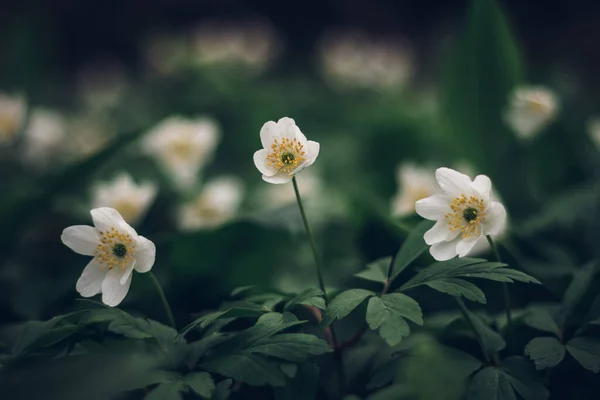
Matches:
[[22, 108, 67, 168], [504, 86, 558, 140], [0, 92, 26, 145], [253, 117, 320, 184], [143, 116, 220, 189], [415, 168, 507, 261], [177, 177, 244, 230], [587, 117, 600, 151], [392, 163, 438, 216], [91, 173, 158, 226], [61, 207, 156, 307]]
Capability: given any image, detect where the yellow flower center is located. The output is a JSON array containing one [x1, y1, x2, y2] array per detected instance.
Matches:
[[95, 227, 136, 270], [167, 138, 196, 162], [526, 98, 548, 114], [0, 115, 20, 140], [445, 194, 486, 238], [266, 137, 306, 174]]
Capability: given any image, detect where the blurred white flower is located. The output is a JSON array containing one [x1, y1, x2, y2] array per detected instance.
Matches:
[[587, 117, 600, 151], [63, 116, 113, 161], [504, 86, 558, 140], [22, 108, 67, 168], [253, 117, 320, 184], [177, 177, 244, 231], [318, 31, 413, 91], [61, 207, 155, 307], [192, 20, 280, 71], [0, 92, 26, 146], [76, 62, 127, 111], [142, 32, 190, 75], [91, 173, 158, 226], [416, 168, 506, 261], [391, 163, 439, 216], [143, 116, 220, 189]]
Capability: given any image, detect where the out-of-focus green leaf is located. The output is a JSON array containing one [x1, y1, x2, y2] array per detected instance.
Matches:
[[522, 307, 561, 337], [284, 288, 326, 311], [440, 0, 523, 191], [366, 293, 423, 346], [322, 289, 375, 326], [145, 381, 185, 400], [566, 337, 600, 373], [273, 362, 319, 400], [356, 257, 391, 284], [390, 220, 434, 281], [180, 306, 268, 336], [560, 262, 597, 326], [211, 379, 233, 400], [524, 337, 566, 370], [184, 371, 215, 399], [249, 333, 332, 362]]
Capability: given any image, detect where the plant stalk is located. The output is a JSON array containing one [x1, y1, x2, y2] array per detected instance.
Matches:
[[486, 235, 512, 328], [148, 271, 176, 329]]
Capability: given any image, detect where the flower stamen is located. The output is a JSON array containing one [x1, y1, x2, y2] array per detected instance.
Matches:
[[445, 194, 486, 238], [265, 137, 306, 174], [95, 227, 136, 270]]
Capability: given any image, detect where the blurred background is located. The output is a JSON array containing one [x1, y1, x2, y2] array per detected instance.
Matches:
[[0, 0, 599, 354]]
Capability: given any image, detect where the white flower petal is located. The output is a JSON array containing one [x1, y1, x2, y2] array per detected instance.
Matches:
[[91, 207, 137, 238], [61, 225, 99, 256], [134, 236, 156, 273], [435, 167, 472, 196], [260, 120, 278, 149], [304, 140, 320, 164], [76, 257, 107, 297], [472, 175, 492, 199], [253, 149, 277, 176], [120, 261, 135, 285], [277, 117, 306, 143], [456, 235, 483, 257], [429, 238, 460, 261], [415, 195, 451, 220], [483, 202, 507, 236], [263, 172, 294, 184], [101, 268, 133, 307], [423, 219, 460, 245]]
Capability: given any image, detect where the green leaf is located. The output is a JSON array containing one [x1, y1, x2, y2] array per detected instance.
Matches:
[[524, 337, 566, 370], [566, 337, 600, 373], [468, 311, 506, 357], [231, 286, 255, 297], [280, 363, 297, 378], [439, 346, 483, 379], [355, 257, 391, 284], [366, 293, 423, 346], [522, 307, 561, 337], [180, 306, 268, 336], [390, 220, 435, 281], [184, 372, 215, 399], [425, 278, 486, 304], [250, 333, 332, 362], [203, 353, 287, 387], [323, 289, 375, 326], [273, 362, 320, 400], [211, 379, 233, 400], [560, 262, 597, 326], [439, 0, 523, 185], [145, 381, 185, 400], [468, 357, 547, 400], [284, 289, 326, 311]]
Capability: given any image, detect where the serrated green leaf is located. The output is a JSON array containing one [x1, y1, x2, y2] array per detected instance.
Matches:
[[366, 294, 423, 346], [323, 289, 375, 326], [467, 366, 516, 400], [425, 278, 486, 303], [250, 333, 332, 362], [356, 257, 391, 284], [390, 220, 435, 281], [524, 337, 565, 370], [184, 372, 215, 399], [145, 381, 185, 400], [566, 337, 600, 373], [284, 288, 326, 311]]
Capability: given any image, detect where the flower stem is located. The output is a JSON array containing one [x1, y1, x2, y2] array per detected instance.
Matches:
[[147, 271, 176, 329], [292, 176, 344, 392], [454, 296, 491, 364], [486, 235, 512, 329]]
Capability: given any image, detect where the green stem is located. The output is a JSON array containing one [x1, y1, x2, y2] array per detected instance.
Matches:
[[292, 176, 344, 392], [454, 296, 491, 364], [148, 271, 176, 329], [486, 235, 512, 329]]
